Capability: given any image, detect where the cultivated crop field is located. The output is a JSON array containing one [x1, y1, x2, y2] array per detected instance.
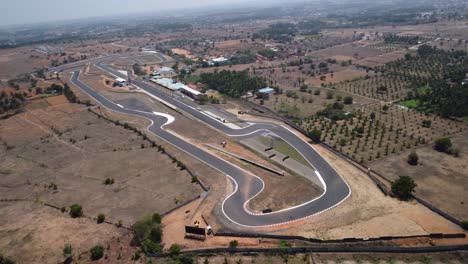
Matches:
[[299, 104, 467, 163], [330, 73, 411, 102]]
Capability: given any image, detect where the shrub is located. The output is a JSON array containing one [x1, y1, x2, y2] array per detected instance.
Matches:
[[90, 245, 104, 260], [63, 244, 73, 257], [229, 240, 238, 248], [132, 250, 141, 261], [142, 239, 162, 254], [407, 151, 419, 166], [278, 240, 291, 248], [152, 213, 162, 224], [343, 96, 353, 104], [422, 119, 432, 128], [103, 178, 114, 185], [308, 128, 322, 142], [326, 91, 334, 99], [461, 221, 468, 231], [97, 213, 105, 224], [391, 176, 417, 200], [169, 244, 181, 257], [0, 255, 15, 264], [434, 138, 452, 153], [69, 204, 83, 218], [191, 176, 198, 183], [313, 89, 321, 95], [149, 226, 162, 243]]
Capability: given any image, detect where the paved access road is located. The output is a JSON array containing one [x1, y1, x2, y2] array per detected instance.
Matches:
[[69, 61, 351, 227]]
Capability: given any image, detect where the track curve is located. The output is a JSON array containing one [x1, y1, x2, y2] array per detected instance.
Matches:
[[69, 62, 351, 227]]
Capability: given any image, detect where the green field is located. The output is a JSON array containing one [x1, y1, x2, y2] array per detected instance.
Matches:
[[185, 75, 201, 84], [399, 99, 421, 108], [259, 135, 311, 168]]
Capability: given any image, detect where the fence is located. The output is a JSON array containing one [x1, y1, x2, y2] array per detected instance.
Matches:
[[215, 232, 466, 244], [238, 99, 466, 229], [150, 244, 468, 257]]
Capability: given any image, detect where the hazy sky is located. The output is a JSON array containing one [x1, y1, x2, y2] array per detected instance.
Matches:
[[1, 0, 258, 26]]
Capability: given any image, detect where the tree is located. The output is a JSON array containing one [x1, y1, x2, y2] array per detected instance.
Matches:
[[151, 213, 162, 224], [142, 239, 162, 254], [169, 244, 181, 257], [97, 213, 105, 224], [343, 96, 353, 104], [149, 226, 162, 243], [391, 176, 417, 200], [229, 240, 238, 248], [308, 128, 322, 142], [69, 204, 83, 218], [90, 245, 104, 260], [434, 138, 452, 153], [407, 151, 419, 166]]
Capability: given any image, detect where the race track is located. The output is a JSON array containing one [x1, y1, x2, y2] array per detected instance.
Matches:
[[67, 59, 351, 228]]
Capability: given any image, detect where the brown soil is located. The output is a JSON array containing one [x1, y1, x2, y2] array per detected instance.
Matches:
[[0, 103, 201, 226], [370, 131, 468, 220], [0, 201, 128, 264]]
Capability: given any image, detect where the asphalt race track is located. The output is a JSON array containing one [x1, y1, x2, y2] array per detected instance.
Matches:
[[67, 57, 351, 227]]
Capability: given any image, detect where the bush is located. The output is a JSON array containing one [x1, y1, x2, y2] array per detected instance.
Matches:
[[132, 250, 141, 261], [103, 178, 114, 185], [391, 176, 417, 200], [308, 128, 322, 142], [191, 176, 198, 183], [278, 240, 291, 248], [152, 213, 162, 224], [90, 245, 104, 260], [97, 213, 105, 224], [229, 240, 238, 248], [63, 244, 73, 257], [0, 255, 15, 264], [142, 239, 162, 254], [149, 226, 162, 243], [343, 96, 353, 104], [169, 244, 181, 257], [434, 138, 452, 153], [461, 221, 468, 231], [69, 204, 83, 218], [407, 151, 419, 166]]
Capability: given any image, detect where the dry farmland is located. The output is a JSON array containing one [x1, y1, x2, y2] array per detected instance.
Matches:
[[299, 104, 467, 164], [330, 73, 411, 102], [0, 103, 203, 226]]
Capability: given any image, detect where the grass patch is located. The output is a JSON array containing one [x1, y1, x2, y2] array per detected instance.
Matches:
[[399, 99, 420, 108], [185, 75, 201, 84], [463, 116, 468, 123], [259, 135, 311, 168]]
